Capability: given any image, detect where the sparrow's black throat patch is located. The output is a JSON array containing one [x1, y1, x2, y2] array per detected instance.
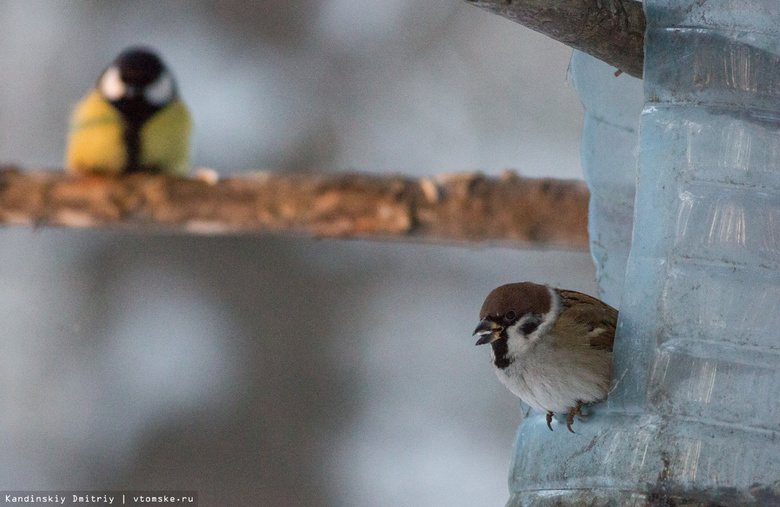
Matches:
[[491, 336, 510, 369]]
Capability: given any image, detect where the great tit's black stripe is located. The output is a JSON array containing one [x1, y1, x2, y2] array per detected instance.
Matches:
[[112, 99, 164, 173], [491, 337, 510, 369], [124, 118, 142, 173]]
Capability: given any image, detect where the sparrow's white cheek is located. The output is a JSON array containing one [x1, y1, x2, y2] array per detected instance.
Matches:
[[505, 324, 535, 355]]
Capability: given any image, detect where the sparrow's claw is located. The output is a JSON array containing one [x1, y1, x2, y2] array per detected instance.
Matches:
[[566, 414, 576, 433], [566, 401, 586, 433], [546, 411, 553, 431]]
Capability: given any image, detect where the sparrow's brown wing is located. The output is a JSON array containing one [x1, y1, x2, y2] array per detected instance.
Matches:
[[556, 290, 618, 351]]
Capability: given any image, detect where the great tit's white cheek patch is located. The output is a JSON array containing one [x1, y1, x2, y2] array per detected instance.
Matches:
[[100, 66, 125, 101], [145, 71, 174, 105]]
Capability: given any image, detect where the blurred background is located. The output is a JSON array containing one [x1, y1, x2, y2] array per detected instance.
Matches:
[[0, 1, 594, 505]]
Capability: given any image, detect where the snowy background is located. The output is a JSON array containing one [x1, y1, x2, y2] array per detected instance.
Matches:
[[0, 1, 594, 505]]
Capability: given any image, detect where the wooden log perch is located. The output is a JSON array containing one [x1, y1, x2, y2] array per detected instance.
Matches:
[[464, 0, 646, 79], [0, 167, 590, 250]]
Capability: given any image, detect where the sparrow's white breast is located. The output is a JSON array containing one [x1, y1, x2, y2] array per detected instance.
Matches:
[[492, 335, 611, 413]]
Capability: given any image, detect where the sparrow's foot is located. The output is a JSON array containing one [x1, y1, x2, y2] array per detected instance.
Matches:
[[546, 411, 554, 431], [566, 401, 586, 433]]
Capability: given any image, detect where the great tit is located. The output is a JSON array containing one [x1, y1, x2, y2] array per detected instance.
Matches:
[[66, 47, 192, 175]]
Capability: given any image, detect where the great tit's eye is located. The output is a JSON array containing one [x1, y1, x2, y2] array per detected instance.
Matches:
[[99, 66, 126, 101], [145, 71, 174, 105], [503, 310, 517, 323]]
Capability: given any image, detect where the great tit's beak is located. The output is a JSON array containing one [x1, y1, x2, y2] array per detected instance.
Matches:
[[473, 319, 503, 346]]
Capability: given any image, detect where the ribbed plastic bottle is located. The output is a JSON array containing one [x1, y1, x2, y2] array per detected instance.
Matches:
[[571, 51, 643, 307], [507, 2, 780, 504]]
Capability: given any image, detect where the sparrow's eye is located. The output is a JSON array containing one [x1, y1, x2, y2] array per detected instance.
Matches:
[[503, 310, 517, 323]]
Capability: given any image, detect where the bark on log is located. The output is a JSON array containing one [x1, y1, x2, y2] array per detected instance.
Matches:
[[0, 167, 590, 250]]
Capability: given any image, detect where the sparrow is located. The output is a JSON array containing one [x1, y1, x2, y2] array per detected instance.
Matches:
[[473, 282, 617, 433], [66, 47, 192, 175]]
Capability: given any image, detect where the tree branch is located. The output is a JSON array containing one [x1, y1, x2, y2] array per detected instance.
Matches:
[[0, 167, 590, 250], [465, 0, 645, 79]]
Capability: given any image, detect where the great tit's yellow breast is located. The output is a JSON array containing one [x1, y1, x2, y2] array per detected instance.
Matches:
[[139, 99, 192, 176], [65, 89, 127, 174]]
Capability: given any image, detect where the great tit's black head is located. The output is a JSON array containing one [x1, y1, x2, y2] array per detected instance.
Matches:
[[473, 282, 552, 346], [115, 48, 165, 89], [98, 47, 178, 123]]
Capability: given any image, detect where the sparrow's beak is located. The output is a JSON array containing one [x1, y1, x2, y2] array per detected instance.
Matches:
[[473, 319, 503, 346]]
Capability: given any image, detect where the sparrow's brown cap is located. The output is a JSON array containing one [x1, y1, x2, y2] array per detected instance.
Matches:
[[479, 282, 551, 320]]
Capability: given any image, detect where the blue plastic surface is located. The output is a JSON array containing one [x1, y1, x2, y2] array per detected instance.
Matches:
[[507, 2, 780, 504]]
